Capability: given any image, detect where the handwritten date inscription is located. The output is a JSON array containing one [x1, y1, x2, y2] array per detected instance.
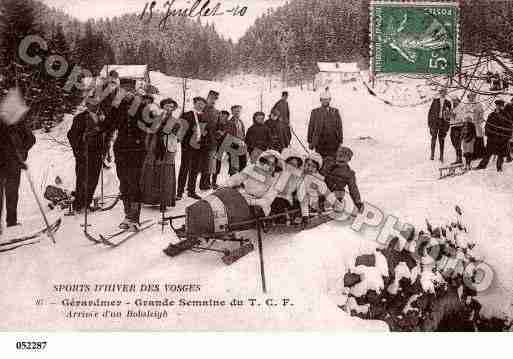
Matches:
[[141, 0, 248, 30]]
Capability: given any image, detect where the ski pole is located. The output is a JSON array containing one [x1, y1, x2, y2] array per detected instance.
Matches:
[[290, 125, 309, 154], [23, 166, 56, 244], [256, 217, 267, 294]]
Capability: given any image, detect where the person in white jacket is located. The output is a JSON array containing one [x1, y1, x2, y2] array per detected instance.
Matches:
[[224, 149, 285, 216], [297, 152, 340, 226], [269, 147, 304, 223]]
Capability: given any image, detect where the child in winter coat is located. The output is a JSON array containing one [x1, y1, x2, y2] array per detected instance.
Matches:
[[270, 148, 304, 223], [245, 111, 272, 163], [461, 116, 476, 170], [321, 146, 364, 213], [265, 108, 289, 153], [224, 149, 285, 216]]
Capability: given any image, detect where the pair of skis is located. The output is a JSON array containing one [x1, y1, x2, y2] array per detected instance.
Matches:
[[0, 218, 62, 253], [84, 219, 155, 247]]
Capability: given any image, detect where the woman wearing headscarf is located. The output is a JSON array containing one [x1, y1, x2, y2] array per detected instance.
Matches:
[[141, 98, 179, 210]]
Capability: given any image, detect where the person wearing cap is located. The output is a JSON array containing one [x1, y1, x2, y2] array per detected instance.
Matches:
[[271, 91, 291, 146], [449, 97, 465, 165], [67, 98, 109, 214], [307, 89, 343, 161], [141, 98, 179, 209], [0, 114, 35, 230], [320, 145, 364, 214], [199, 90, 221, 190], [465, 92, 485, 160], [476, 99, 513, 172], [427, 88, 452, 162], [176, 96, 208, 200]]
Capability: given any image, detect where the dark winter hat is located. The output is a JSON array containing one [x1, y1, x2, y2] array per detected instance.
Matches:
[[108, 70, 119, 78], [208, 90, 219, 99], [160, 98, 178, 109], [143, 94, 154, 102], [220, 110, 230, 117], [337, 145, 354, 159], [282, 91, 289, 97], [193, 96, 207, 104], [253, 111, 265, 120]]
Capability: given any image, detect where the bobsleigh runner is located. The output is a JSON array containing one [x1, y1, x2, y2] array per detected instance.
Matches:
[[162, 187, 336, 265]]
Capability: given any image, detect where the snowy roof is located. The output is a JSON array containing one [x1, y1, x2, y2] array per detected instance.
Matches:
[[317, 62, 359, 73], [100, 65, 148, 79]]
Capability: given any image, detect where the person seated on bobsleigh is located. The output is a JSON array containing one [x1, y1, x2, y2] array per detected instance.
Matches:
[[321, 145, 364, 214], [269, 147, 304, 224], [297, 151, 346, 228], [224, 149, 285, 218]]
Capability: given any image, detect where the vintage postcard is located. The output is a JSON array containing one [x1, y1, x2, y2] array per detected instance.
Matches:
[[0, 0, 512, 342]]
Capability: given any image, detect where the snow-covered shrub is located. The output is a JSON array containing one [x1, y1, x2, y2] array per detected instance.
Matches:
[[339, 212, 512, 331]]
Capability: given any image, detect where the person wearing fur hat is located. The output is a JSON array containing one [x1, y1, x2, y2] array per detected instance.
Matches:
[[321, 145, 364, 213], [224, 149, 285, 216], [140, 98, 179, 209], [269, 148, 304, 223], [475, 99, 513, 171], [307, 89, 343, 161], [245, 111, 272, 163]]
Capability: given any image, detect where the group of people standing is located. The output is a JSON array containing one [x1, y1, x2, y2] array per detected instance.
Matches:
[[428, 88, 513, 171]]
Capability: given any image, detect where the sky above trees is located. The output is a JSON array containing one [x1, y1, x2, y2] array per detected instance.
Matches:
[[41, 0, 287, 41]]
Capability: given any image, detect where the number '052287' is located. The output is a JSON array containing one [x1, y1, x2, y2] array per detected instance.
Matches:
[[15, 341, 47, 350]]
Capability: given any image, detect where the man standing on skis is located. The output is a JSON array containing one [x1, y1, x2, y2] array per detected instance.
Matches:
[[106, 90, 152, 231], [199, 90, 220, 190], [68, 98, 109, 213]]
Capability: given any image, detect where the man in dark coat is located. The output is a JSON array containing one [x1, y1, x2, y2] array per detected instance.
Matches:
[[476, 99, 513, 172], [0, 118, 36, 228], [427, 89, 452, 162], [224, 105, 247, 176], [265, 108, 289, 153], [307, 90, 343, 161], [199, 90, 220, 190], [177, 97, 207, 200], [67, 100, 110, 213], [271, 91, 291, 146], [106, 91, 153, 230], [245, 111, 272, 163]]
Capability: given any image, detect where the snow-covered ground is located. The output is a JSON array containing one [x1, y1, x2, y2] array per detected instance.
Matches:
[[1, 72, 512, 330]]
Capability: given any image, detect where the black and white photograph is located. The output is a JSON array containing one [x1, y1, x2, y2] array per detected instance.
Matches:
[[0, 0, 512, 349]]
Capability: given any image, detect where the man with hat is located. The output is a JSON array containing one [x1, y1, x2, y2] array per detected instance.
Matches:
[[307, 88, 343, 161], [476, 99, 513, 172], [427, 88, 452, 162], [199, 90, 221, 190], [67, 96, 109, 213]]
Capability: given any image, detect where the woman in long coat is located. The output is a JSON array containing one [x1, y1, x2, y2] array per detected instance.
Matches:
[[141, 98, 179, 210]]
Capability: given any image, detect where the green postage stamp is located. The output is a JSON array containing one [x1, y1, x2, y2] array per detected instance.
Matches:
[[371, 1, 460, 75]]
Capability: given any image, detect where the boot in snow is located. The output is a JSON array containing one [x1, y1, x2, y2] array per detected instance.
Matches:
[[119, 218, 130, 230], [127, 222, 141, 232]]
